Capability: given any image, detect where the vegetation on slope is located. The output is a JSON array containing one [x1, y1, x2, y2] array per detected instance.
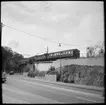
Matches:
[[57, 64, 104, 87], [2, 46, 24, 73]]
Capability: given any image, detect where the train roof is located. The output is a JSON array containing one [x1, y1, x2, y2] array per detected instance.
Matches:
[[33, 49, 79, 57], [47, 49, 79, 54]]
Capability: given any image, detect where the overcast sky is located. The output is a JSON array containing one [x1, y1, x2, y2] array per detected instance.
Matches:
[[1, 1, 104, 57]]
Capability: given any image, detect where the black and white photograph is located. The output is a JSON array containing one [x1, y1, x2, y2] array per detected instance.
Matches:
[[1, 1, 104, 104]]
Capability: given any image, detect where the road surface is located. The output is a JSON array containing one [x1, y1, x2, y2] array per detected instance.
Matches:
[[2, 75, 104, 104]]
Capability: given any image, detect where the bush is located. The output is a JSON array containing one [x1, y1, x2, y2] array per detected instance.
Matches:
[[63, 77, 69, 83], [47, 66, 56, 74], [56, 73, 61, 81], [27, 70, 37, 78], [27, 71, 31, 77], [58, 64, 104, 87], [37, 71, 45, 77]]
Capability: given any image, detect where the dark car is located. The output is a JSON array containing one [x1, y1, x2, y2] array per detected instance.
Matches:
[[2, 72, 7, 83], [9, 71, 14, 75]]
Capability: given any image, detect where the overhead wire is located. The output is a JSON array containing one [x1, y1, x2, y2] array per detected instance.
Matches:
[[3, 23, 83, 47], [1, 3, 92, 48]]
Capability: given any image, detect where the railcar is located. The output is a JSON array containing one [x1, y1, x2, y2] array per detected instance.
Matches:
[[48, 49, 80, 60], [34, 49, 80, 61]]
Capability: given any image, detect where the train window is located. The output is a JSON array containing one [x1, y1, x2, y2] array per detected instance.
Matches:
[[63, 52, 65, 54], [70, 51, 72, 55], [43, 55, 45, 58], [70, 51, 73, 55]]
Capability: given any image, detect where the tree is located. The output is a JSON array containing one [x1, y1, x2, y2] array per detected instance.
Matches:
[[46, 66, 55, 74], [2, 46, 24, 73], [86, 46, 95, 57], [86, 41, 105, 58], [2, 46, 14, 72]]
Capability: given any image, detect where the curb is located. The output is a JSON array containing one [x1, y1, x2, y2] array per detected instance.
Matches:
[[24, 76, 104, 93]]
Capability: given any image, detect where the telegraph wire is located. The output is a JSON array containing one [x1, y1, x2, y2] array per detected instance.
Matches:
[[3, 23, 82, 47]]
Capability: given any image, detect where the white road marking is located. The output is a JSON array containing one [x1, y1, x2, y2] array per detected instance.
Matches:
[[13, 78, 103, 97], [20, 80, 98, 103], [24, 82, 98, 103], [3, 94, 29, 103], [7, 77, 104, 103], [76, 96, 97, 103], [3, 85, 62, 103], [24, 77, 103, 96]]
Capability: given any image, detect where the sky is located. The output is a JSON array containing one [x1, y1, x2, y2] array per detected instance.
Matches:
[[1, 1, 104, 58]]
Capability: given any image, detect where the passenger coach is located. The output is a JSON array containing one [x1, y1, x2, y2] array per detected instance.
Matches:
[[34, 49, 80, 61]]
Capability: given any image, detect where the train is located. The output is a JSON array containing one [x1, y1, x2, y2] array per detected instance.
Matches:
[[32, 49, 80, 62]]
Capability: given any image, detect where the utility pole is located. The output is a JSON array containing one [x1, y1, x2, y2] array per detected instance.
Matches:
[[47, 46, 48, 53], [1, 22, 5, 72], [36, 53, 39, 70], [59, 43, 62, 74], [1, 22, 2, 34], [1, 22, 4, 40]]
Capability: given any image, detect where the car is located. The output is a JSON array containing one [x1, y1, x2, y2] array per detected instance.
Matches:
[[2, 71, 7, 83], [9, 71, 14, 75]]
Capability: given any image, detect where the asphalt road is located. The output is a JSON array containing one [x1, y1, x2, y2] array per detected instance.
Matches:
[[2, 75, 104, 104]]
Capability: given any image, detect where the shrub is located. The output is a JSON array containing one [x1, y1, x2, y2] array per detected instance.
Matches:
[[58, 64, 104, 87], [27, 70, 37, 78], [27, 71, 32, 77], [47, 66, 56, 74], [63, 77, 69, 83], [37, 71, 45, 77]]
